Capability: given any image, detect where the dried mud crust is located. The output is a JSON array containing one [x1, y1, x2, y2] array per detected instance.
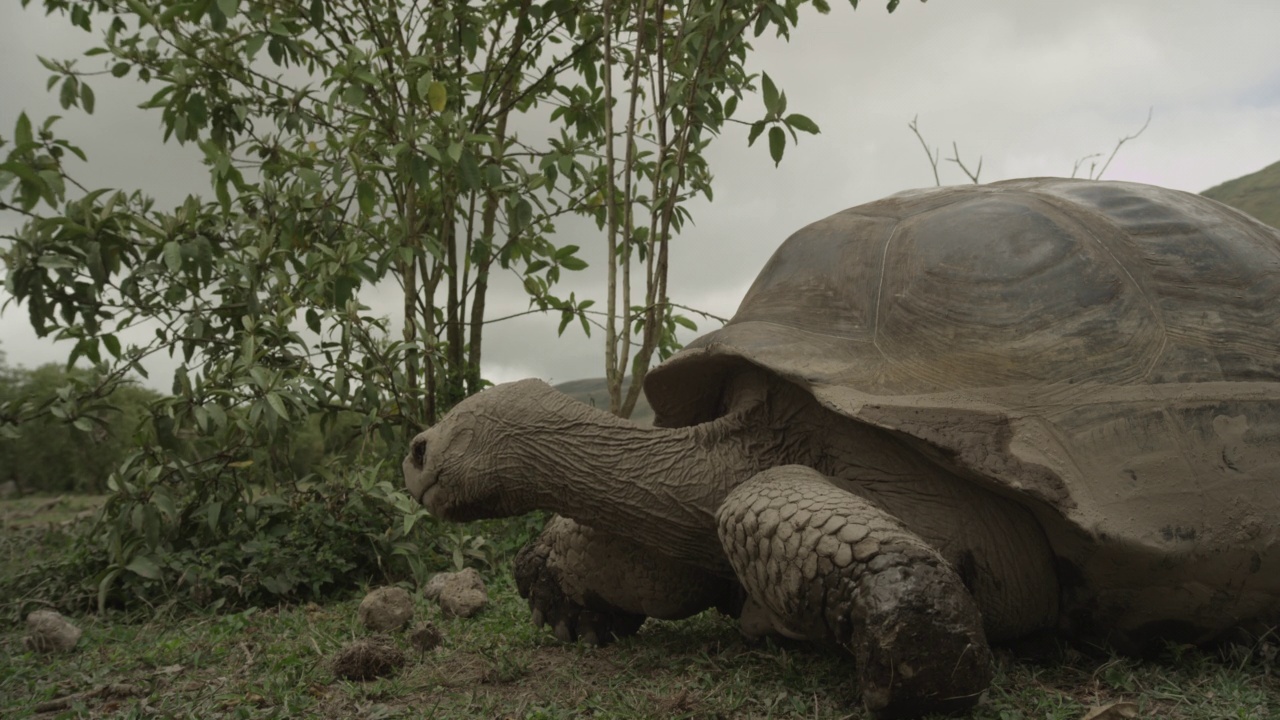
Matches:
[[718, 466, 993, 718], [514, 532, 645, 645]]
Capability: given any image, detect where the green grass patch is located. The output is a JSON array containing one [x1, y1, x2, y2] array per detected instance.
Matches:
[[2, 497, 1275, 718], [2, 565, 1276, 719], [0, 494, 106, 529]]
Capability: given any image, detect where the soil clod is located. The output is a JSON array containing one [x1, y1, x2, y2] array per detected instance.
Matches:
[[331, 637, 406, 681], [408, 621, 442, 653]]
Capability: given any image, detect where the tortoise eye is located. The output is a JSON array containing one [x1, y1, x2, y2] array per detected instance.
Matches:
[[411, 438, 428, 469]]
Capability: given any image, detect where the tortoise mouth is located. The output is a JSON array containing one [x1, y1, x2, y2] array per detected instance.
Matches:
[[420, 471, 501, 522]]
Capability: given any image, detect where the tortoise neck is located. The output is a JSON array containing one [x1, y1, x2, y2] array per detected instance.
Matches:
[[512, 385, 777, 572]]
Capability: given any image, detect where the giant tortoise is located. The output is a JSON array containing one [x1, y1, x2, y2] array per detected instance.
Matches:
[[403, 178, 1280, 718]]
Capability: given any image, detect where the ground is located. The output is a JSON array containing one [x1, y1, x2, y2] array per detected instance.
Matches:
[[1, 498, 1277, 719]]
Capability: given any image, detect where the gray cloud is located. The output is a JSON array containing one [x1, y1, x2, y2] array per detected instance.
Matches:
[[3, 1, 1279, 388]]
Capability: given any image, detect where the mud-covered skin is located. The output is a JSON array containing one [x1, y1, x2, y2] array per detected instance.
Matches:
[[514, 515, 733, 644], [718, 466, 992, 717]]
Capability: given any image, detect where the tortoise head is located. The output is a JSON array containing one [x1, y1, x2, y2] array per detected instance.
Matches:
[[404, 376, 609, 520], [403, 378, 563, 521]]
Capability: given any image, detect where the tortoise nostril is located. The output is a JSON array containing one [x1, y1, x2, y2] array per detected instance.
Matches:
[[411, 438, 428, 469]]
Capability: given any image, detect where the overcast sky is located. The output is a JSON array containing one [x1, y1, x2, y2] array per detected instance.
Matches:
[[3, 1, 1279, 389]]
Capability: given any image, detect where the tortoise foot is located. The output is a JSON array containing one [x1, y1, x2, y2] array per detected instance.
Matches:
[[853, 561, 992, 718], [718, 466, 992, 719], [513, 522, 645, 646]]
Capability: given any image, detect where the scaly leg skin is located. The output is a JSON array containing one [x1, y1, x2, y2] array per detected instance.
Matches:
[[515, 514, 733, 645], [717, 465, 993, 719]]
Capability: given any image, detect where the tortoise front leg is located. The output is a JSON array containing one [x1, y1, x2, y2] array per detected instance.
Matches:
[[716, 465, 993, 719], [515, 514, 733, 645]]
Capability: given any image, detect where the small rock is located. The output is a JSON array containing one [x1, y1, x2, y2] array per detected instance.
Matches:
[[357, 586, 414, 632], [23, 610, 82, 653], [423, 568, 488, 618], [330, 637, 406, 681], [408, 622, 443, 653]]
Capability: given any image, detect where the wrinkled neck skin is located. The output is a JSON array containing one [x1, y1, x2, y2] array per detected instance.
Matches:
[[409, 374, 789, 573]]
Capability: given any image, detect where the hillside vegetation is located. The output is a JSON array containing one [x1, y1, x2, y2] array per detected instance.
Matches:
[[1202, 159, 1280, 228], [555, 379, 655, 426]]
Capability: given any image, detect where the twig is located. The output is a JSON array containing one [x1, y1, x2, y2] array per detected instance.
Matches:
[[948, 141, 982, 184], [1092, 107, 1153, 180], [908, 115, 941, 186], [33, 683, 146, 712], [1071, 152, 1104, 179]]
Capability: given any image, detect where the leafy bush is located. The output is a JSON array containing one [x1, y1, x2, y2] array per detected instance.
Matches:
[[0, 360, 159, 494], [0, 461, 456, 616]]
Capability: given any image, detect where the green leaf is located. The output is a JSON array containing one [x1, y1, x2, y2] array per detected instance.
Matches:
[[357, 179, 376, 216], [73, 416, 95, 433], [125, 555, 162, 580], [560, 256, 588, 271], [334, 276, 357, 307], [60, 77, 78, 110], [266, 392, 290, 421], [216, 0, 240, 19], [125, 0, 155, 24], [305, 308, 321, 334], [0, 161, 42, 191], [887, 0, 900, 12], [785, 113, 820, 134], [761, 72, 780, 116], [98, 568, 122, 615], [457, 150, 481, 190], [747, 121, 765, 147], [163, 241, 182, 273], [14, 112, 33, 147], [111, 62, 131, 78], [343, 85, 365, 105], [410, 155, 433, 187], [673, 315, 697, 331], [427, 81, 447, 113], [152, 488, 177, 520], [249, 366, 271, 390], [513, 198, 533, 231], [769, 126, 786, 166], [417, 143, 441, 162], [402, 512, 422, 535]]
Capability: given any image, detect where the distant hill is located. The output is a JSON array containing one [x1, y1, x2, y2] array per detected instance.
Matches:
[[554, 378, 655, 426], [1202, 159, 1280, 229]]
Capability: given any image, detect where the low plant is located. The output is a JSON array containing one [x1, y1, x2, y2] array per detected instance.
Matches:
[[0, 462, 452, 618]]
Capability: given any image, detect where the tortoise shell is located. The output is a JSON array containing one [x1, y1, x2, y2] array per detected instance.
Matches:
[[646, 178, 1280, 635]]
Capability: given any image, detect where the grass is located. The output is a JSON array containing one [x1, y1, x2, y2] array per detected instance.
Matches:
[[1, 496, 1277, 719], [1202, 158, 1280, 229], [0, 494, 106, 529]]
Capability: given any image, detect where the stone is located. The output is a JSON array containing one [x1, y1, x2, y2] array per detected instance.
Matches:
[[357, 586, 414, 631], [423, 568, 488, 618], [23, 610, 81, 653]]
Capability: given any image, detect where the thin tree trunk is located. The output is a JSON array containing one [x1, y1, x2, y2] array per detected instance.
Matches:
[[467, 0, 530, 397]]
